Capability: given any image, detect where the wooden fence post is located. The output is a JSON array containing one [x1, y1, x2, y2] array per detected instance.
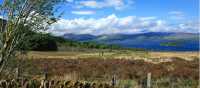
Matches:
[[44, 63, 48, 80], [147, 73, 151, 88], [15, 67, 19, 79], [111, 74, 117, 87]]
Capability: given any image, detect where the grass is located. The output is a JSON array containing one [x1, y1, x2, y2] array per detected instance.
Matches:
[[8, 55, 199, 80], [26, 50, 149, 60], [26, 50, 198, 63], [2, 50, 199, 87]]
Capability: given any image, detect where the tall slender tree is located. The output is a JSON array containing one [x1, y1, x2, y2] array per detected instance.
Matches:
[[0, 0, 65, 72]]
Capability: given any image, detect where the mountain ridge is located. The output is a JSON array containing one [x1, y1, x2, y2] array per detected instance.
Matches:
[[63, 32, 199, 51]]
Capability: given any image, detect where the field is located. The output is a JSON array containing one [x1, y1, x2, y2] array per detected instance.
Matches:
[[2, 50, 199, 88], [26, 51, 198, 63]]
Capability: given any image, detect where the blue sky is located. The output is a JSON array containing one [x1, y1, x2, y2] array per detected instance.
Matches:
[[48, 0, 199, 35], [60, 0, 198, 20], [0, 0, 199, 35]]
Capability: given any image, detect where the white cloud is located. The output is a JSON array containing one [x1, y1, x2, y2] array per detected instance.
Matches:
[[0, 15, 7, 19], [79, 1, 100, 8], [49, 14, 199, 36], [66, 0, 73, 2], [177, 21, 199, 33], [71, 10, 95, 15], [168, 11, 185, 20], [0, 16, 3, 19], [77, 0, 134, 10]]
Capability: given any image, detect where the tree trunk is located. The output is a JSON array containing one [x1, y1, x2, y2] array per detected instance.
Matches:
[[0, 53, 6, 73]]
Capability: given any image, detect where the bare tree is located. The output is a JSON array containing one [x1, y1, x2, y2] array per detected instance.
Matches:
[[0, 0, 65, 73]]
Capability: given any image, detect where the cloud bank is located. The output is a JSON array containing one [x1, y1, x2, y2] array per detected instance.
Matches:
[[49, 14, 199, 36]]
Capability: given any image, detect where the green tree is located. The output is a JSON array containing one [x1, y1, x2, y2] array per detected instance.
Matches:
[[28, 33, 58, 51], [0, 0, 66, 72]]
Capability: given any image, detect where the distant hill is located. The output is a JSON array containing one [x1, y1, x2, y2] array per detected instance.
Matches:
[[63, 32, 199, 51], [63, 33, 96, 41]]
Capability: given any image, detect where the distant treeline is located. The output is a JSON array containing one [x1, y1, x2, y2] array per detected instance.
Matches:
[[18, 29, 125, 51]]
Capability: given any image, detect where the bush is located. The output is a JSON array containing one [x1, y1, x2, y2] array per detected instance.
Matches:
[[28, 34, 58, 51]]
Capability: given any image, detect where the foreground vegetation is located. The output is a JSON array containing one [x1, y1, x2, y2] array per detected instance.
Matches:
[[1, 51, 199, 88]]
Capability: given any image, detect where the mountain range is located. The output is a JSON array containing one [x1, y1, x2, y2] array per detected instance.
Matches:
[[63, 32, 199, 51]]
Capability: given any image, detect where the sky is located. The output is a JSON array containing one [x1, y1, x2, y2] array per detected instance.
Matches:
[[1, 0, 199, 35]]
